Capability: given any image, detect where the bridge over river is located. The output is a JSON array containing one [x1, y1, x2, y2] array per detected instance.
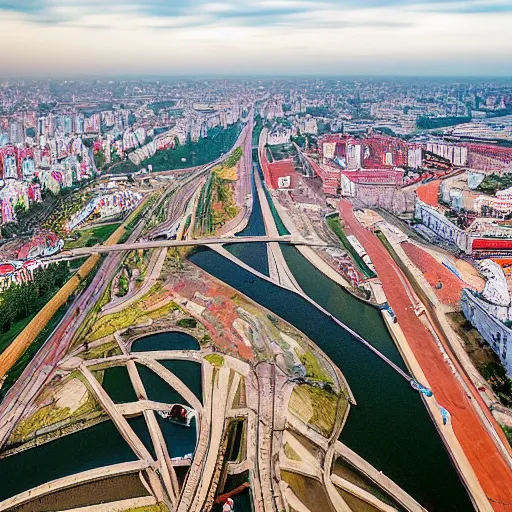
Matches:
[[41, 235, 326, 261]]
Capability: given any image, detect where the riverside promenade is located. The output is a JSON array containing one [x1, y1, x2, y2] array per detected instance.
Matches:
[[339, 199, 512, 512]]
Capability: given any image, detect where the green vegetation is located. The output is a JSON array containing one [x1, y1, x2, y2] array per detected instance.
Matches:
[[416, 115, 471, 130], [125, 504, 169, 512], [10, 382, 98, 443], [42, 189, 93, 235], [88, 299, 179, 342], [300, 350, 333, 384], [288, 384, 340, 437], [477, 173, 512, 196], [326, 215, 376, 279], [268, 143, 297, 162], [222, 146, 243, 168], [82, 340, 122, 360], [196, 149, 242, 235], [117, 272, 130, 297], [176, 317, 197, 328], [0, 263, 69, 346], [205, 353, 224, 367], [306, 106, 333, 118], [107, 157, 139, 175], [0, 304, 68, 400], [93, 150, 106, 171], [140, 124, 242, 172], [284, 442, 301, 461], [0, 189, 60, 237], [252, 118, 264, 146], [209, 172, 239, 232], [480, 361, 512, 408], [65, 223, 121, 250], [502, 425, 512, 448]]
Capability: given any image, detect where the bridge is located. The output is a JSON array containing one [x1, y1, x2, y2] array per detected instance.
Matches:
[[41, 235, 327, 262]]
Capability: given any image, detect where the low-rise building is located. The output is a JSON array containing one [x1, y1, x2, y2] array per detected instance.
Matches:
[[461, 260, 512, 377]]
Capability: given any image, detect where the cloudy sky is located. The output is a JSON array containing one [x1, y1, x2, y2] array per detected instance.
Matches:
[[1, 0, 512, 77]]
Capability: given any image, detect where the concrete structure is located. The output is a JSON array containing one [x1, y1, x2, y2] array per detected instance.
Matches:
[[414, 199, 472, 253], [267, 125, 291, 145], [461, 260, 512, 378]]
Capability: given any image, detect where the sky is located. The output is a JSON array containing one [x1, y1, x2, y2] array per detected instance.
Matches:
[[1, 0, 512, 77]]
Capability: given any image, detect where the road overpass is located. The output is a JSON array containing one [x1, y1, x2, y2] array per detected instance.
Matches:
[[41, 235, 326, 262]]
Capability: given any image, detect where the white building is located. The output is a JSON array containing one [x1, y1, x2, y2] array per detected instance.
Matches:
[[414, 199, 473, 253], [267, 125, 291, 145], [461, 260, 512, 377]]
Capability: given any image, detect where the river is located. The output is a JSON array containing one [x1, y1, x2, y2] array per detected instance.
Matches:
[[187, 159, 474, 510], [0, 162, 475, 510]]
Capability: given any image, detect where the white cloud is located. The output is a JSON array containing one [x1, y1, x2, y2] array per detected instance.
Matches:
[[0, 2, 511, 75]]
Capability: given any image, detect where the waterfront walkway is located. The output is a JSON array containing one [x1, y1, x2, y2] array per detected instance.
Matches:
[[339, 199, 512, 511]]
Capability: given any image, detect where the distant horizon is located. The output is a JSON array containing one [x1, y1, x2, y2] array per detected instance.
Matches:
[[2, 74, 512, 82]]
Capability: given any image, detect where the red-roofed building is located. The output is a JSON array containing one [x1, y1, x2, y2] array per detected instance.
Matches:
[[267, 159, 295, 190]]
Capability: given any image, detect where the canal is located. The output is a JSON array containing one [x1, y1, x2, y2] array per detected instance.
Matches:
[[0, 331, 202, 503], [0, 159, 473, 510], [131, 331, 200, 352], [187, 163, 474, 510], [225, 160, 269, 276], [0, 420, 137, 502]]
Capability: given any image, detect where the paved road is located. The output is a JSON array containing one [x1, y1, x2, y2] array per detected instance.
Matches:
[[0, 213, 148, 448]]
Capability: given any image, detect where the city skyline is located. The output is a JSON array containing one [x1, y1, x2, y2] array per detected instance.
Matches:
[[1, 0, 512, 77]]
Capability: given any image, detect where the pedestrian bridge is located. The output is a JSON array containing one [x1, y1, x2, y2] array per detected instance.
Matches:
[[41, 235, 327, 262]]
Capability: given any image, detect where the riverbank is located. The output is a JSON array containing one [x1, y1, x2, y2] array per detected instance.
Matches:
[[339, 198, 512, 511]]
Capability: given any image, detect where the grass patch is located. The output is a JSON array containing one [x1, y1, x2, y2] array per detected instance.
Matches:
[[288, 384, 340, 437], [117, 272, 130, 297], [0, 316, 33, 356], [502, 425, 512, 448], [82, 340, 122, 360], [477, 173, 512, 196], [300, 350, 333, 384], [88, 300, 178, 342], [0, 304, 68, 401], [138, 124, 242, 172], [284, 442, 301, 461], [176, 317, 197, 329], [205, 354, 224, 367], [125, 503, 169, 512], [12, 404, 73, 441], [65, 223, 121, 250]]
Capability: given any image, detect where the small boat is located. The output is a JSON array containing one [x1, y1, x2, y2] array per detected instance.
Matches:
[[158, 404, 196, 426]]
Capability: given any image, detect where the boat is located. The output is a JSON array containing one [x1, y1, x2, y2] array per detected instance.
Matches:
[[157, 404, 196, 426]]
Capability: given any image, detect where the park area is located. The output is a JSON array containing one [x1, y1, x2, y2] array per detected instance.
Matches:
[[110, 123, 242, 174], [64, 223, 121, 250], [195, 147, 243, 235]]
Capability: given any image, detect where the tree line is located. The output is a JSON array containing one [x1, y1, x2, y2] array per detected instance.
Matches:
[[0, 262, 69, 334]]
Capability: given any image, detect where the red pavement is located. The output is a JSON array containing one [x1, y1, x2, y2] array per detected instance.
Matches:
[[339, 200, 512, 511], [401, 242, 466, 307], [416, 180, 441, 207]]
